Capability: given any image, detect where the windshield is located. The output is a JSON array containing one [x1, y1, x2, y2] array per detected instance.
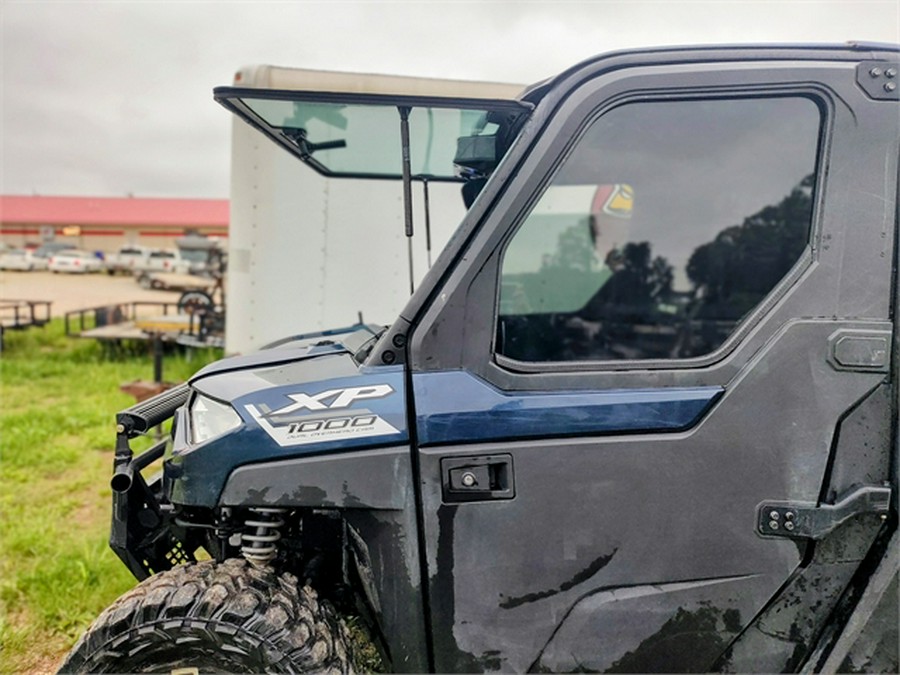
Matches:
[[244, 99, 499, 179], [215, 89, 530, 182]]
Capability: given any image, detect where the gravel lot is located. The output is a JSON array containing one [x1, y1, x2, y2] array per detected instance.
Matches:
[[0, 270, 188, 317]]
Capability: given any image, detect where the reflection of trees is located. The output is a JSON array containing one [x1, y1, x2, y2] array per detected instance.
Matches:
[[615, 242, 674, 308], [542, 225, 675, 312], [542, 223, 594, 272], [580, 241, 674, 321], [686, 174, 813, 320], [499, 174, 815, 362]]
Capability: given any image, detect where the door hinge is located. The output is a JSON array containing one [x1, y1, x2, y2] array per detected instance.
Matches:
[[856, 62, 900, 101], [757, 484, 892, 540]]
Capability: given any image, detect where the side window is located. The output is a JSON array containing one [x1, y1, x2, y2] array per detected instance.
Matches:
[[496, 96, 821, 363]]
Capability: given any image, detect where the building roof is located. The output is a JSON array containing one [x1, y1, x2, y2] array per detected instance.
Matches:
[[0, 195, 228, 227]]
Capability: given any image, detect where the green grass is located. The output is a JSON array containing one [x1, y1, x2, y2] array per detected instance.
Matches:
[[0, 321, 221, 673]]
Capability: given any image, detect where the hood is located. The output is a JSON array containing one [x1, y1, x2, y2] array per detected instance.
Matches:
[[167, 326, 408, 506]]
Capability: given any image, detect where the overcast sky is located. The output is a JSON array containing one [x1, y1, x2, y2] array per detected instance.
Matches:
[[2, 0, 898, 199]]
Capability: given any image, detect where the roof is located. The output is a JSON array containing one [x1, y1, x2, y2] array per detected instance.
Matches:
[[232, 64, 524, 99], [0, 195, 229, 227]]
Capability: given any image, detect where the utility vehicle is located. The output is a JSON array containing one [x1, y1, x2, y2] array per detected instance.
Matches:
[[63, 43, 899, 673]]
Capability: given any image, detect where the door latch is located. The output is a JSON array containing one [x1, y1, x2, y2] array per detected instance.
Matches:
[[757, 484, 892, 540], [441, 454, 514, 503]]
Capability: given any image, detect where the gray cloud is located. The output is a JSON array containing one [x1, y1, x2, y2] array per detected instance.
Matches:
[[2, 0, 898, 198]]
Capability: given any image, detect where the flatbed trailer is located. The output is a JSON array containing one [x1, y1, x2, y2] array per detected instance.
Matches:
[[0, 299, 51, 349]]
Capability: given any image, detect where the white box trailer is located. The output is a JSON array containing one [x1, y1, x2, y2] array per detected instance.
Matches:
[[225, 65, 523, 354]]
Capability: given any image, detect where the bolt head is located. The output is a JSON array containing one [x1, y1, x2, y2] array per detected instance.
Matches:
[[885, 67, 897, 78], [870, 67, 884, 77], [769, 520, 780, 530], [769, 510, 780, 520], [784, 521, 795, 531], [884, 82, 897, 93]]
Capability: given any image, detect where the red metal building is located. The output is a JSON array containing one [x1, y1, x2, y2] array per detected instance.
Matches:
[[0, 195, 229, 252]]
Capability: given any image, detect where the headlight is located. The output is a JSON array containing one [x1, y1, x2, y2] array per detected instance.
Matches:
[[190, 393, 242, 444]]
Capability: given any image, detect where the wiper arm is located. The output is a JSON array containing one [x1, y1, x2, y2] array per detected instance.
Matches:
[[282, 128, 346, 158]]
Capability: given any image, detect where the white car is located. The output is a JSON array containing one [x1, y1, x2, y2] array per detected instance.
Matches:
[[48, 249, 104, 273], [0, 248, 49, 271]]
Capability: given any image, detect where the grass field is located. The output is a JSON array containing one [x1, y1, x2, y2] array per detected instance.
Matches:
[[0, 321, 222, 674]]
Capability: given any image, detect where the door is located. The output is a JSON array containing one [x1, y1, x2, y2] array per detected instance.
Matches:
[[410, 52, 898, 672]]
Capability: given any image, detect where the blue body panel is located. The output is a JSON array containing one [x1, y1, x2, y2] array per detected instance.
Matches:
[[413, 370, 723, 446], [168, 352, 408, 505]]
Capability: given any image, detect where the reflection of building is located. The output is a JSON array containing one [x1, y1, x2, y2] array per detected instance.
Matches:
[[0, 195, 228, 252]]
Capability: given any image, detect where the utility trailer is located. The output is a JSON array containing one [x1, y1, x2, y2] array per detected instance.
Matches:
[[64, 43, 899, 674]]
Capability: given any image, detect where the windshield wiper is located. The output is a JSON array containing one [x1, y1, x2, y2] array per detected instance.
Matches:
[[282, 128, 347, 159]]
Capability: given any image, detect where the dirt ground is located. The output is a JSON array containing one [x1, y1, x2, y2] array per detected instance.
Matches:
[[0, 269, 189, 317]]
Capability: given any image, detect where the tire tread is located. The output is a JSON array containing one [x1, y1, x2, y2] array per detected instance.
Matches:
[[60, 559, 353, 674]]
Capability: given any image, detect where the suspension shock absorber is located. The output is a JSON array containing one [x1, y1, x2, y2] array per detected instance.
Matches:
[[241, 507, 286, 565]]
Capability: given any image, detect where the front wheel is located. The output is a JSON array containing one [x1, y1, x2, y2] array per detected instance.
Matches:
[[60, 559, 353, 674]]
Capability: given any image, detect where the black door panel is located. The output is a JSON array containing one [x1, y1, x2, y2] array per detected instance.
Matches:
[[410, 54, 898, 672]]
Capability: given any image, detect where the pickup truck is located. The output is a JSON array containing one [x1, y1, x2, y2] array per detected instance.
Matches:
[[134, 248, 193, 276], [63, 43, 898, 674], [103, 245, 153, 275]]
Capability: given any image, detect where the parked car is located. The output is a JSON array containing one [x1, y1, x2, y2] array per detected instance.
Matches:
[[32, 241, 76, 261], [104, 245, 154, 275], [0, 248, 49, 271], [48, 249, 103, 273]]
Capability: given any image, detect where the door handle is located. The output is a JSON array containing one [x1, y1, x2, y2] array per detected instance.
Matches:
[[441, 454, 515, 503]]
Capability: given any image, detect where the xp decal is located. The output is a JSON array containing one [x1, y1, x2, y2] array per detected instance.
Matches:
[[245, 383, 402, 447]]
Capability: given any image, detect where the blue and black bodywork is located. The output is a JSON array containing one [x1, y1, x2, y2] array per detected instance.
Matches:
[[110, 322, 728, 671], [107, 43, 899, 674]]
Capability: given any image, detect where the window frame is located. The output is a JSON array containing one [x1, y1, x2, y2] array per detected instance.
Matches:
[[491, 88, 829, 374]]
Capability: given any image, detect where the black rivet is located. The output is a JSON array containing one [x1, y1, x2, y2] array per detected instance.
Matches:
[[392, 334, 407, 348], [381, 350, 396, 364]]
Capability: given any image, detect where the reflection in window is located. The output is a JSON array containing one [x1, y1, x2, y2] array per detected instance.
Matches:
[[497, 97, 820, 362]]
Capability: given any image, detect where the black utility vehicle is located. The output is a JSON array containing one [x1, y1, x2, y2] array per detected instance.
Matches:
[[63, 43, 899, 673]]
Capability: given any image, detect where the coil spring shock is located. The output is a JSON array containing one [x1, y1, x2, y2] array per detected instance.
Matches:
[[241, 508, 286, 565]]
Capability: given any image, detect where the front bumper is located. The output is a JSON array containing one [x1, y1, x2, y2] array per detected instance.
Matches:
[[111, 384, 197, 580]]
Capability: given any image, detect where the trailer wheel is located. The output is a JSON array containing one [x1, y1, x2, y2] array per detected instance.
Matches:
[[138, 273, 152, 289], [60, 559, 354, 674], [178, 289, 214, 315]]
